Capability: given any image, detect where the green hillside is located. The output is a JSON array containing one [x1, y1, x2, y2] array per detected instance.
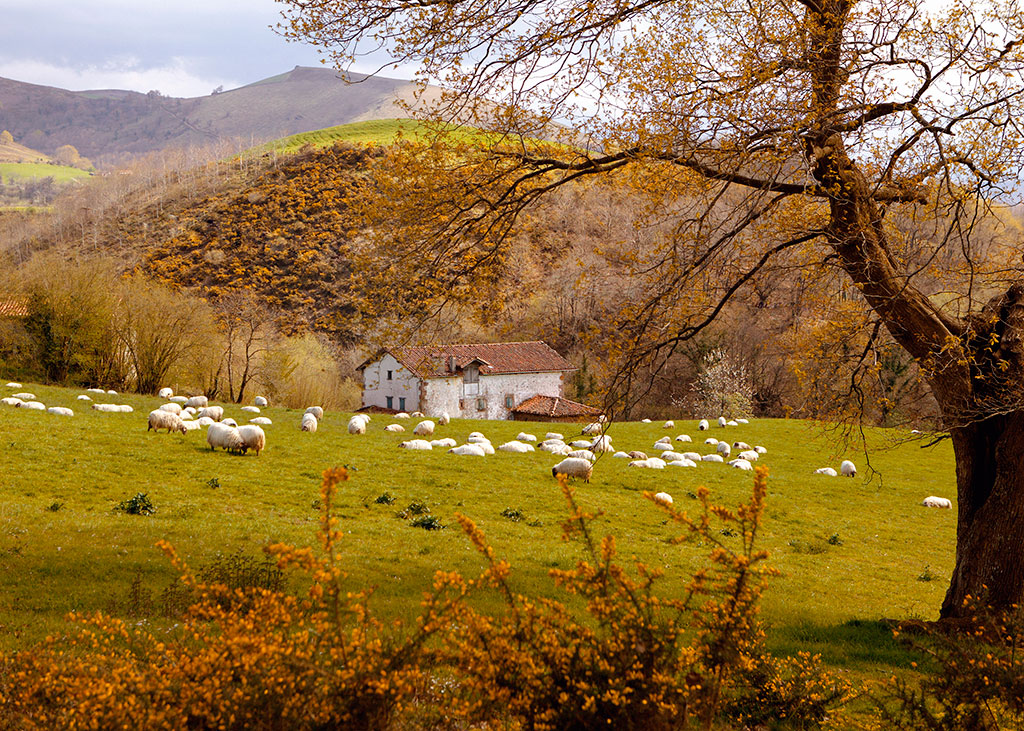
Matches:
[[0, 162, 92, 184], [260, 119, 439, 153]]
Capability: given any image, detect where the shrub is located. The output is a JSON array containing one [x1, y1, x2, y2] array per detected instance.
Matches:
[[114, 492, 156, 516], [690, 347, 753, 419]]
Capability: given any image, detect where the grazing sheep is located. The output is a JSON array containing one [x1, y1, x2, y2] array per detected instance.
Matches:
[[410, 411, 424, 418], [170, 396, 188, 404], [568, 449, 596, 462], [91, 403, 120, 412], [568, 439, 591, 449], [737, 450, 759, 462], [655, 436, 671, 444], [395, 412, 410, 419], [77, 394, 92, 401], [468, 431, 485, 439], [675, 434, 692, 443], [438, 411, 450, 426], [385, 424, 405, 432], [729, 459, 754, 471], [184, 407, 198, 415], [431, 438, 458, 448], [468, 435, 492, 445], [198, 406, 224, 422], [612, 451, 631, 459], [660, 451, 686, 462], [413, 420, 436, 437], [47, 406, 74, 416], [86, 388, 106, 394], [106, 390, 117, 395], [347, 416, 367, 435], [250, 417, 272, 425], [221, 417, 237, 427], [545, 432, 564, 441], [180, 411, 194, 420], [736, 418, 750, 424], [582, 422, 602, 435], [682, 452, 702, 462], [701, 454, 725, 463], [591, 435, 614, 453], [733, 441, 751, 450], [449, 444, 486, 456], [254, 396, 268, 407], [185, 395, 208, 409], [240, 405, 260, 414], [698, 419, 710, 431], [704, 437, 719, 445], [840, 460, 857, 477], [540, 442, 570, 454], [552, 457, 593, 481], [653, 492, 674, 505], [499, 441, 534, 453], [305, 406, 325, 420], [814, 467, 838, 476], [627, 451, 648, 460], [668, 458, 698, 467], [922, 496, 953, 509], [207, 422, 244, 452], [718, 416, 727, 427], [5, 382, 21, 388], [301, 413, 319, 432], [726, 420, 739, 426], [148, 409, 186, 434], [237, 425, 266, 455], [476, 441, 496, 455], [183, 420, 203, 432], [197, 416, 215, 427], [754, 445, 767, 454], [663, 420, 675, 429], [716, 442, 732, 458], [629, 458, 666, 469], [158, 387, 173, 399], [517, 432, 537, 442], [1, 397, 23, 407], [159, 403, 183, 415], [641, 418, 652, 423], [652, 442, 674, 452], [19, 401, 45, 410], [11, 392, 34, 400]]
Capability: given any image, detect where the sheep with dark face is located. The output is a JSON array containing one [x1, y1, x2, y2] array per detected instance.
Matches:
[[148, 409, 187, 435], [552, 457, 593, 482]]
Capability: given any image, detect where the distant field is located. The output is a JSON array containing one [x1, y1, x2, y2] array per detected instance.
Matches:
[[0, 162, 91, 184], [0, 380, 956, 675], [260, 119, 434, 153]]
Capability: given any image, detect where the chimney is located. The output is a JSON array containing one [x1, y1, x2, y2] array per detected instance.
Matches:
[[448, 355, 457, 374]]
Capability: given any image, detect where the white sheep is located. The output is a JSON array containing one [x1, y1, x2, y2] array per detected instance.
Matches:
[[240, 405, 260, 414], [582, 422, 602, 435], [701, 454, 724, 463], [158, 387, 173, 399], [570, 439, 593, 449], [184, 406, 197, 415], [726, 420, 739, 426], [552, 457, 593, 481], [180, 411, 194, 420], [106, 389, 117, 395], [716, 442, 732, 458], [250, 417, 272, 425], [653, 492, 674, 505], [682, 452, 702, 462], [159, 403, 183, 415], [384, 424, 405, 432], [115, 404, 133, 412], [754, 446, 767, 454], [663, 420, 675, 429], [698, 419, 709, 431], [733, 441, 751, 450], [590, 435, 614, 452], [185, 395, 208, 409], [170, 396, 188, 404], [413, 420, 436, 436], [430, 438, 458, 448], [567, 449, 596, 462], [148, 409, 186, 434], [545, 432, 564, 441], [640, 418, 652, 423], [347, 416, 366, 435], [11, 392, 34, 400], [668, 458, 698, 467], [254, 396, 268, 407], [438, 412, 450, 425], [19, 401, 45, 410], [499, 441, 534, 453], [737, 450, 759, 462], [476, 441, 496, 455], [198, 406, 223, 422], [516, 432, 537, 442], [704, 437, 719, 445], [410, 411, 424, 417], [5, 382, 21, 388], [922, 496, 952, 509], [539, 442, 569, 454], [183, 420, 203, 432], [729, 458, 753, 471], [207, 422, 243, 452], [629, 458, 666, 469], [306, 406, 325, 420], [47, 406, 74, 416], [91, 403, 120, 412], [736, 418, 750, 424], [675, 434, 692, 443], [840, 460, 857, 477], [86, 388, 106, 394], [394, 412, 410, 419], [468, 431, 485, 439], [718, 416, 727, 427], [660, 451, 686, 462], [77, 394, 92, 401], [198, 416, 215, 427], [468, 435, 492, 445], [301, 413, 319, 432], [2, 397, 23, 406], [449, 444, 486, 456], [612, 451, 631, 459], [652, 442, 674, 452], [814, 467, 838, 476], [237, 424, 266, 456], [655, 436, 671, 444], [221, 417, 237, 427]]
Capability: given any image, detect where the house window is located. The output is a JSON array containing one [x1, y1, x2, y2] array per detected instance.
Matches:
[[504, 394, 514, 409], [387, 370, 393, 381], [477, 398, 486, 411], [463, 365, 479, 384], [386, 396, 393, 409], [399, 397, 406, 411]]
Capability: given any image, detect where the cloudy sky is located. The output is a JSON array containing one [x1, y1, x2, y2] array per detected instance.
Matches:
[[0, 0, 406, 97]]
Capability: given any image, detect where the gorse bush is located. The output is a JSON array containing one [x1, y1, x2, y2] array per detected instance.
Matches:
[[0, 466, 850, 729]]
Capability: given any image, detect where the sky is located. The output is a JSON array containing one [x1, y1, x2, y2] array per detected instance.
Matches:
[[0, 0, 409, 98]]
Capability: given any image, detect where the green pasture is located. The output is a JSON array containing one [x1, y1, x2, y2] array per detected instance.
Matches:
[[260, 119, 434, 154], [0, 162, 91, 184], [0, 380, 956, 674]]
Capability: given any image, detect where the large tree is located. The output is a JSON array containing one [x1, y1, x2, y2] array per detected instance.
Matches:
[[279, 0, 1024, 618]]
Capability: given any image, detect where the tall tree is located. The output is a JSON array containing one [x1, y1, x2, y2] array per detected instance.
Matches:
[[279, 0, 1024, 618]]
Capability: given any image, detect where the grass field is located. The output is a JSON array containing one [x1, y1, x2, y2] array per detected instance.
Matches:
[[259, 119, 434, 154], [0, 380, 957, 676], [0, 162, 91, 184]]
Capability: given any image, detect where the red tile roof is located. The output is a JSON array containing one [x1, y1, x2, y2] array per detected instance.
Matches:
[[0, 299, 27, 317], [511, 394, 602, 418], [362, 341, 576, 379]]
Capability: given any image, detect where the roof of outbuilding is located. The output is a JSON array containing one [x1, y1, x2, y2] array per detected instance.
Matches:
[[359, 341, 576, 379], [510, 394, 602, 418], [0, 299, 28, 317]]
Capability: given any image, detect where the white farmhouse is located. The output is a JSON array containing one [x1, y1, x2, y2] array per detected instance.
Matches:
[[358, 341, 594, 420]]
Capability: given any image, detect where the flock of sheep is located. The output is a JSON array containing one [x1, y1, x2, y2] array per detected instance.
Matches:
[[1, 381, 954, 509]]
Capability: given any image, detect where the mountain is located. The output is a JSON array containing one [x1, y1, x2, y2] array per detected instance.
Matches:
[[0, 67, 443, 165], [0, 131, 50, 164]]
